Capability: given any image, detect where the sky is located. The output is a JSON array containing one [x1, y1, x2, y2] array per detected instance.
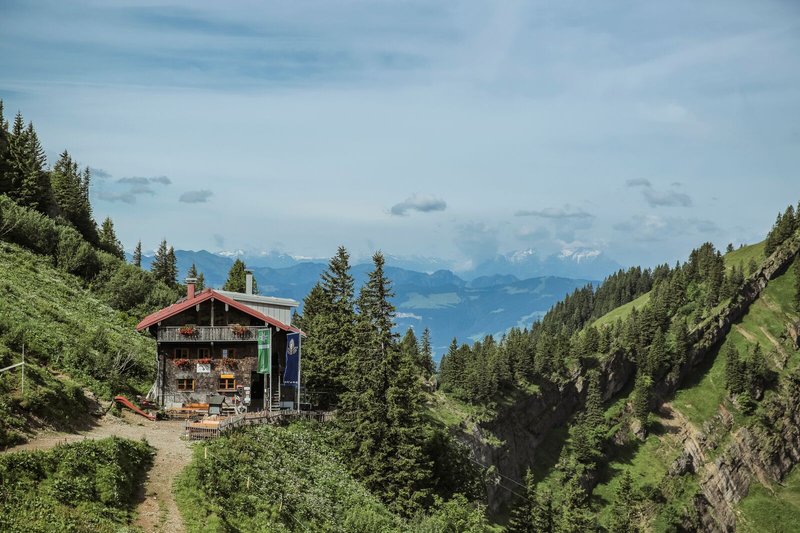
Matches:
[[1, 0, 799, 270]]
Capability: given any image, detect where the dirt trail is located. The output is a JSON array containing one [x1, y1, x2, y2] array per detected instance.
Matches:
[[734, 324, 758, 343], [5, 411, 192, 533]]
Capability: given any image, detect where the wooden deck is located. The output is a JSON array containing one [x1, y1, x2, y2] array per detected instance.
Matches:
[[185, 410, 334, 440]]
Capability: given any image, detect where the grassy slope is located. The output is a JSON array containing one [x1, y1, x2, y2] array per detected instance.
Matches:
[[0, 437, 153, 532], [590, 241, 800, 530], [593, 292, 651, 328], [0, 241, 155, 445], [175, 423, 403, 532]]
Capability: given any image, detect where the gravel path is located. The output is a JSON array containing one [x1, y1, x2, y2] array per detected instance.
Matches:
[[5, 411, 193, 533]]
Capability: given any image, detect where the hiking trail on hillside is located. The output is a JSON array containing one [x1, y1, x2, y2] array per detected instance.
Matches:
[[5, 411, 192, 533]]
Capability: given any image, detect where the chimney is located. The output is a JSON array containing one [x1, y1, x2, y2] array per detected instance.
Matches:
[[245, 270, 253, 295], [185, 277, 197, 299]]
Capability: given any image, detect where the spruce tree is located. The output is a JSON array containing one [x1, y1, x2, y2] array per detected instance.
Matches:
[[646, 329, 667, 378], [420, 327, 435, 377], [6, 115, 50, 213], [608, 470, 638, 533], [150, 239, 171, 284], [339, 252, 431, 515], [400, 328, 421, 372], [724, 343, 743, 395], [556, 475, 594, 533], [222, 258, 257, 293], [98, 216, 124, 259], [166, 246, 178, 287], [670, 319, 690, 367], [132, 240, 142, 267], [507, 469, 538, 533], [0, 101, 11, 197], [50, 151, 97, 241], [187, 263, 205, 290], [631, 371, 652, 423]]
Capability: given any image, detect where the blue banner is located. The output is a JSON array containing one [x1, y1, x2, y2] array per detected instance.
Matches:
[[283, 332, 301, 387]]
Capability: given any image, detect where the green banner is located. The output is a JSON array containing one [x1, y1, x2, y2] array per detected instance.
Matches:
[[257, 328, 271, 374]]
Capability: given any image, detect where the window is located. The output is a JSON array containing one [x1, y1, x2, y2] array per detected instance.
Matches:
[[219, 377, 236, 391], [177, 378, 195, 391], [222, 348, 236, 359], [175, 348, 189, 358], [198, 347, 210, 358]]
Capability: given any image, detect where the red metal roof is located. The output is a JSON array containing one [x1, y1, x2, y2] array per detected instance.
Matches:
[[136, 288, 303, 334]]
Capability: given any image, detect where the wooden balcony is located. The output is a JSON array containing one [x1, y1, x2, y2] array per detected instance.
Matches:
[[156, 326, 265, 343]]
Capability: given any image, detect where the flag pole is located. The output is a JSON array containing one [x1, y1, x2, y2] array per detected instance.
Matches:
[[296, 338, 301, 412], [267, 329, 271, 413]]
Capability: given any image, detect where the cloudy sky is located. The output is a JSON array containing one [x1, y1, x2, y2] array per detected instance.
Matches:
[[1, 0, 798, 269]]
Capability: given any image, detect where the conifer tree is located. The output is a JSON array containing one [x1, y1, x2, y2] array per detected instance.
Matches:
[[584, 370, 604, 430], [507, 469, 539, 533], [296, 247, 356, 403], [50, 151, 96, 241], [556, 475, 594, 533], [6, 114, 50, 213], [670, 319, 690, 367], [166, 246, 178, 287], [98, 216, 124, 259], [132, 240, 142, 267], [187, 263, 205, 290], [339, 252, 431, 515], [222, 258, 257, 293], [632, 371, 652, 423], [151, 239, 172, 285], [724, 343, 743, 395], [420, 327, 435, 377], [0, 101, 11, 197], [608, 470, 638, 533], [400, 328, 421, 371]]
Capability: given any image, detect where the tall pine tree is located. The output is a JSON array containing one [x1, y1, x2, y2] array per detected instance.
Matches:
[[151, 239, 173, 285], [132, 240, 142, 267], [420, 327, 435, 377], [339, 252, 432, 515], [98, 216, 124, 259], [222, 258, 256, 293]]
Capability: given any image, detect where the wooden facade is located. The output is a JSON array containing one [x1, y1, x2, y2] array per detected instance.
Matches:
[[137, 282, 301, 410]]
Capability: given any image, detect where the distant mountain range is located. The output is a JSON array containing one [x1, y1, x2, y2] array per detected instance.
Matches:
[[134, 249, 609, 358]]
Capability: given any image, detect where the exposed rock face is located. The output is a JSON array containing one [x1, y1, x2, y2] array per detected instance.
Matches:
[[460, 234, 800, 516], [788, 321, 800, 350], [690, 370, 800, 531]]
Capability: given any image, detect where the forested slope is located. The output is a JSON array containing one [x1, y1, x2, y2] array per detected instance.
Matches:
[[434, 202, 800, 532]]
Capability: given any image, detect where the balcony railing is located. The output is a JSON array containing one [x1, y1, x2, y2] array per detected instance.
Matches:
[[157, 326, 265, 343]]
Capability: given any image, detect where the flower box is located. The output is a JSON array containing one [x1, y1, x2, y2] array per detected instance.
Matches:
[[179, 325, 198, 336], [230, 324, 251, 337]]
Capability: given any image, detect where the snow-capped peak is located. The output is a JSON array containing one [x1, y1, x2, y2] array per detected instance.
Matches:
[[559, 248, 602, 263]]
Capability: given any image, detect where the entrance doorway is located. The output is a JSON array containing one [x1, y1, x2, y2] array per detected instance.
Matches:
[[250, 371, 265, 410]]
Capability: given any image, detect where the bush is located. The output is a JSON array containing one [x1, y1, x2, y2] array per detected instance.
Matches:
[[0, 195, 59, 256], [55, 226, 100, 279], [0, 437, 153, 532]]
